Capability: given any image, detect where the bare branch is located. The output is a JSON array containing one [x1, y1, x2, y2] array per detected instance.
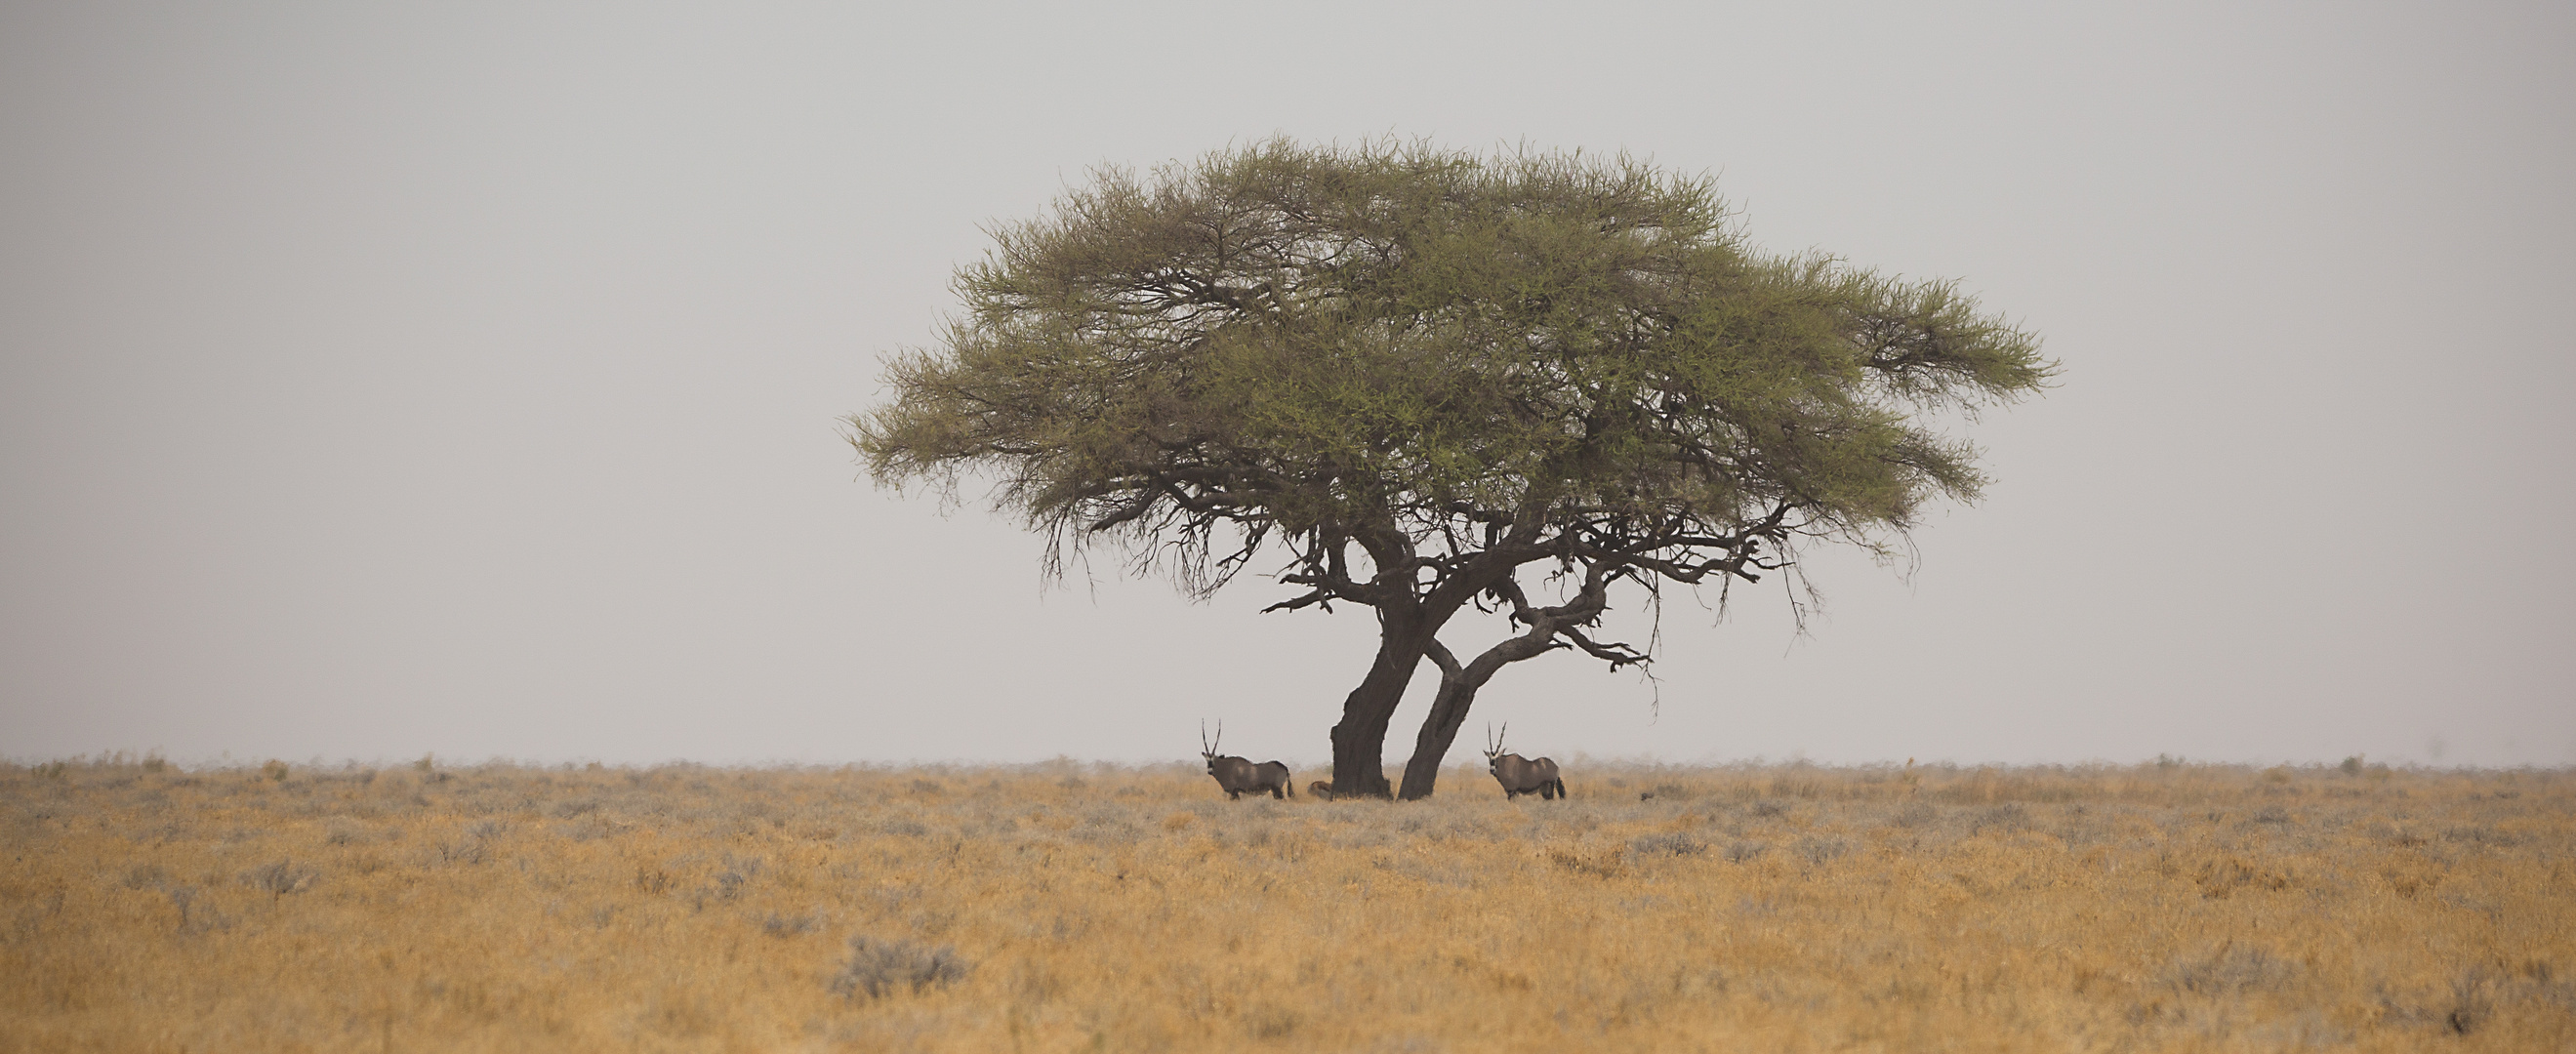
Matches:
[[1562, 627, 1648, 669]]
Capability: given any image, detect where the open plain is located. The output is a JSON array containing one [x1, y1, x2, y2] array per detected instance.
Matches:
[[2, 756, 2568, 1052]]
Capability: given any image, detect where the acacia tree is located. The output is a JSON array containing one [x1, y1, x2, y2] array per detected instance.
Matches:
[[854, 139, 2051, 799]]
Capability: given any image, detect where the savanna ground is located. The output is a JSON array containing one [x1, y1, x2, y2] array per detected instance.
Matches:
[[3, 755, 2569, 1053]]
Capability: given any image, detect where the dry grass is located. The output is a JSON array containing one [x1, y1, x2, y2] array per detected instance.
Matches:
[[3, 754, 2569, 1052]]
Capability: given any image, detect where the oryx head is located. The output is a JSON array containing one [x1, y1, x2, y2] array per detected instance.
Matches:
[[1484, 722, 1509, 770], [1200, 719, 1224, 772]]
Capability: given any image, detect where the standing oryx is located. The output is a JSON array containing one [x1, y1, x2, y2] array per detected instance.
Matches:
[[1200, 721, 1292, 800], [1483, 723, 1566, 800]]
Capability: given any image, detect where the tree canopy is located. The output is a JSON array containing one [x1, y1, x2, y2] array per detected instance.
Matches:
[[854, 139, 2052, 798]]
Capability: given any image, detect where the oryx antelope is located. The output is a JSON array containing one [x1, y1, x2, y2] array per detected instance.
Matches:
[[1484, 723, 1566, 800], [1200, 721, 1292, 800]]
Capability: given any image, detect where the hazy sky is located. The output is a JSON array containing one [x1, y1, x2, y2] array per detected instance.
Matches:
[[5, 2, 2570, 772]]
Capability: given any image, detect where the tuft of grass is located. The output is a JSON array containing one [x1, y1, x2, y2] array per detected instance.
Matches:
[[712, 854, 763, 902], [831, 935, 972, 999], [2164, 942, 2296, 995], [2447, 967, 2498, 1035], [758, 912, 823, 938], [1792, 835, 1852, 867], [1628, 832, 1706, 857], [1545, 846, 1624, 878], [241, 859, 317, 899], [1971, 802, 2032, 834]]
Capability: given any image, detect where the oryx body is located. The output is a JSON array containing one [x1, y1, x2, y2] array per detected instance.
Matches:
[[1484, 724, 1566, 800], [1200, 722, 1292, 800], [1489, 754, 1564, 799], [1206, 757, 1291, 799]]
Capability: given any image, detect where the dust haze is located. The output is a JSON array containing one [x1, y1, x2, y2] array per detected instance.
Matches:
[[3, 3, 2570, 769]]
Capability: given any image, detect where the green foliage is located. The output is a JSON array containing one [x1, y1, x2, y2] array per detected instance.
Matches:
[[855, 138, 2049, 596]]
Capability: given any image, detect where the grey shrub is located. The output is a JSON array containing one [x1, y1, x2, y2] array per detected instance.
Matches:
[[1970, 803, 2031, 834], [1792, 835, 1851, 867], [242, 859, 317, 898], [1628, 833, 1707, 857], [831, 935, 973, 999], [759, 912, 822, 938], [2163, 943, 2296, 996]]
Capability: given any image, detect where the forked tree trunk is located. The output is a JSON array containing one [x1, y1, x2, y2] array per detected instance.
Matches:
[[1327, 557, 1533, 800], [1394, 605, 1588, 799]]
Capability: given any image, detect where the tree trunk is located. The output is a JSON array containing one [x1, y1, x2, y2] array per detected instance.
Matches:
[[1327, 616, 1429, 799], [1396, 669, 1481, 800], [1393, 600, 1588, 799], [1327, 555, 1532, 800]]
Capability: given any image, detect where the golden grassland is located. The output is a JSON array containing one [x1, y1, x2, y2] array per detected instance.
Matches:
[[2, 755, 2570, 1053]]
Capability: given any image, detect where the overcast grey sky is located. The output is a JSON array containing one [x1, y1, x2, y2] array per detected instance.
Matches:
[[4, 2, 2570, 772]]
